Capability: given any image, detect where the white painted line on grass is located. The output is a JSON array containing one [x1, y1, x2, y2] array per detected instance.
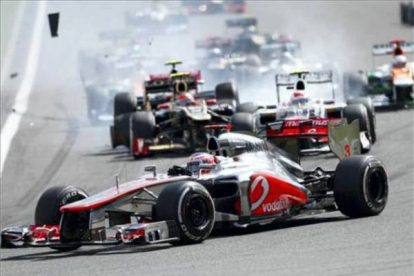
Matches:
[[1, 1, 47, 174]]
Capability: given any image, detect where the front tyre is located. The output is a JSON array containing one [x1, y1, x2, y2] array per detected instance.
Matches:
[[111, 113, 132, 148], [155, 181, 215, 244], [130, 111, 156, 159], [35, 186, 88, 252], [334, 156, 388, 218], [236, 102, 258, 113]]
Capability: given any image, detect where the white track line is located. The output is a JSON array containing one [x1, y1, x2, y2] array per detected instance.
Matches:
[[0, 1, 25, 90], [0, 1, 47, 174]]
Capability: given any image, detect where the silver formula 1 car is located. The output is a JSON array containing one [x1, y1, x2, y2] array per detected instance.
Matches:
[[1, 121, 388, 251]]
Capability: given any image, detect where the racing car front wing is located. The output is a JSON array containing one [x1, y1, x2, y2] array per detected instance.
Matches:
[[1, 220, 180, 248]]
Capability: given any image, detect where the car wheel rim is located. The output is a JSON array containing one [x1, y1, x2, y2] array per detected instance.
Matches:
[[186, 196, 209, 229], [367, 170, 386, 203]]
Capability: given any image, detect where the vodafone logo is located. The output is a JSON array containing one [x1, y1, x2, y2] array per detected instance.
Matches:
[[250, 176, 269, 211], [250, 175, 292, 214], [262, 196, 290, 213]]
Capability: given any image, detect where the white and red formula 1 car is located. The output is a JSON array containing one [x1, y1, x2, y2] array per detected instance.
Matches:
[[1, 122, 387, 251]]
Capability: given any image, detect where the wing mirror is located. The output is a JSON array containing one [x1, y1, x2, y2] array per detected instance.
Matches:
[[145, 166, 157, 177]]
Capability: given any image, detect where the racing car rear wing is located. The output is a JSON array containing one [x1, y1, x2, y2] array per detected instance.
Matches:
[[265, 118, 361, 159], [261, 41, 301, 53], [226, 16, 257, 29], [195, 37, 232, 49], [275, 70, 335, 104], [145, 71, 201, 94], [144, 79, 172, 93], [372, 40, 414, 56]]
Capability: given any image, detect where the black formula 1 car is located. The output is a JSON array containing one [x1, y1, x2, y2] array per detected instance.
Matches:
[[110, 61, 253, 159], [1, 122, 388, 250]]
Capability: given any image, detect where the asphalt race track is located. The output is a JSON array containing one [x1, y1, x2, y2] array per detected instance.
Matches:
[[1, 1, 413, 276]]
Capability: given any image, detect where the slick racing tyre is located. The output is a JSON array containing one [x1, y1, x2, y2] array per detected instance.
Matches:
[[35, 186, 89, 252], [236, 102, 258, 113], [155, 181, 215, 244], [130, 111, 156, 159], [343, 104, 371, 153], [231, 112, 256, 134], [112, 113, 132, 148], [334, 156, 388, 217], [114, 92, 136, 117], [215, 82, 240, 107], [347, 97, 376, 144]]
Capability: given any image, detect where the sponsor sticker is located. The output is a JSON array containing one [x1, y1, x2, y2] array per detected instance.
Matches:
[[344, 144, 351, 157], [261, 196, 290, 213], [250, 176, 269, 211]]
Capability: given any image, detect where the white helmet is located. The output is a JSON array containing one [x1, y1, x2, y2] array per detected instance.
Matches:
[[392, 55, 407, 68]]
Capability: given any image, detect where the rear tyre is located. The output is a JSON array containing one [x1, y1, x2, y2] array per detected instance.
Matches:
[[236, 102, 258, 113], [231, 112, 256, 134], [155, 181, 215, 244], [347, 97, 376, 144], [215, 82, 239, 107], [114, 92, 136, 117], [342, 104, 371, 153], [334, 156, 388, 217], [35, 186, 88, 252], [130, 111, 156, 159]]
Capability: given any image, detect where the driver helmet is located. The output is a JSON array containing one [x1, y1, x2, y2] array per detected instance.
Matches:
[[186, 152, 218, 175], [247, 25, 257, 33], [176, 92, 195, 106], [392, 55, 407, 69], [290, 91, 309, 106], [208, 48, 222, 58]]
